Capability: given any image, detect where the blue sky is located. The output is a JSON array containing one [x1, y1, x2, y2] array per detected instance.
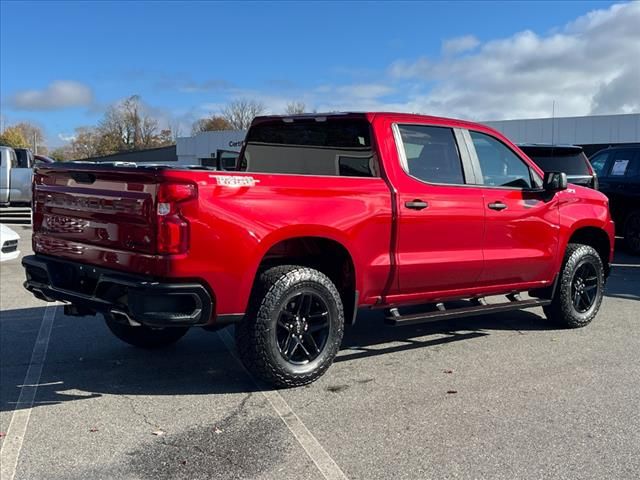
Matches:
[[1, 1, 638, 147]]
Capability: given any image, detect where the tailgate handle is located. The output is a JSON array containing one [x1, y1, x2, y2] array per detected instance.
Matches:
[[71, 172, 96, 184]]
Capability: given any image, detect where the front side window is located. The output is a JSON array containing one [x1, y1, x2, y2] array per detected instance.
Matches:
[[397, 125, 465, 185], [470, 131, 532, 189]]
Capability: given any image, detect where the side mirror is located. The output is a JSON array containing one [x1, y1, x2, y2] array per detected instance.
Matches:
[[543, 171, 568, 191]]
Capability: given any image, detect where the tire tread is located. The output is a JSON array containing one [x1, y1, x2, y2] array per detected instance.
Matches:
[[235, 265, 344, 388]]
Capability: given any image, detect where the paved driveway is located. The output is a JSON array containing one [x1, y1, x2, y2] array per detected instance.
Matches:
[[1, 227, 639, 479]]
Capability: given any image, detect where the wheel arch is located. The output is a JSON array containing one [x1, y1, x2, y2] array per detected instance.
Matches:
[[565, 225, 612, 277], [248, 230, 359, 325]]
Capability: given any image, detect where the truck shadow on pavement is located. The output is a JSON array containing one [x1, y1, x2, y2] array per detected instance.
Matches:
[[0, 305, 561, 414], [337, 308, 555, 363]]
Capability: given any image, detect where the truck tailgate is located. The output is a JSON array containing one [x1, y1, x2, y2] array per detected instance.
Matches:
[[32, 165, 161, 274]]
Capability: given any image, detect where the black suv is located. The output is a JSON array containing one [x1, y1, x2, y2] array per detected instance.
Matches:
[[519, 144, 597, 189], [589, 146, 640, 255]]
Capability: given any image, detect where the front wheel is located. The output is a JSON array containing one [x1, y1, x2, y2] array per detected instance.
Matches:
[[105, 317, 189, 348], [235, 265, 344, 388], [543, 243, 605, 328]]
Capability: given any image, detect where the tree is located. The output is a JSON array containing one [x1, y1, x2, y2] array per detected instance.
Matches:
[[221, 99, 266, 130], [49, 146, 71, 162], [13, 122, 45, 152], [285, 102, 306, 115], [68, 127, 102, 159], [0, 127, 29, 148], [92, 95, 174, 157], [191, 116, 233, 134]]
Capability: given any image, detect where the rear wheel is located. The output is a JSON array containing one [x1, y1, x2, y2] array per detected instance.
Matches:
[[543, 243, 604, 328], [624, 211, 640, 255], [105, 317, 189, 348], [235, 265, 344, 388]]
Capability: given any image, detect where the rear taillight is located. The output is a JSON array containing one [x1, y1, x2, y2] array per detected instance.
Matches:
[[156, 181, 197, 254]]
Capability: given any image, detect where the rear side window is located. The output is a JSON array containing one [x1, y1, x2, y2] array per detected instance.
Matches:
[[239, 118, 378, 177], [14, 149, 30, 168], [10, 150, 19, 168], [610, 151, 639, 177], [397, 125, 465, 184], [524, 150, 590, 175], [471, 131, 532, 189]]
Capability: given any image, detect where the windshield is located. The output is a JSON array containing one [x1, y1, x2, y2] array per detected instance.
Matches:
[[238, 118, 378, 177]]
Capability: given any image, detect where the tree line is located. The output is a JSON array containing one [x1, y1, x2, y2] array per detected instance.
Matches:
[[0, 97, 308, 161]]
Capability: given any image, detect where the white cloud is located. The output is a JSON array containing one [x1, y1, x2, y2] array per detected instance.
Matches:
[[442, 35, 480, 55], [335, 84, 395, 99], [57, 133, 76, 142], [124, 2, 640, 129], [10, 81, 93, 111], [384, 2, 640, 120], [225, 3, 639, 120]]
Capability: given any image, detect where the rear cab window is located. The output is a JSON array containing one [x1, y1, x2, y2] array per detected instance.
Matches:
[[238, 117, 378, 177], [522, 148, 590, 175]]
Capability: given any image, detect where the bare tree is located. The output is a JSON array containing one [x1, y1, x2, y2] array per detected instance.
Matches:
[[140, 115, 159, 147], [68, 127, 102, 159], [169, 120, 183, 140], [13, 122, 45, 152], [221, 99, 266, 130], [285, 102, 306, 115], [96, 95, 170, 153], [191, 116, 233, 134]]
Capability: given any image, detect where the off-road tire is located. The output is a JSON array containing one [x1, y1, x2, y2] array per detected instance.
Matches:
[[235, 265, 344, 388], [105, 317, 189, 348], [623, 211, 640, 255], [543, 243, 605, 328]]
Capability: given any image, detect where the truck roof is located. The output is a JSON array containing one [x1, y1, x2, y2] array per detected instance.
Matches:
[[252, 111, 494, 131]]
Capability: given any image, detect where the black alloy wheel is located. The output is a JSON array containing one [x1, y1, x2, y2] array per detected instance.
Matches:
[[235, 265, 344, 388], [276, 290, 331, 365], [543, 243, 604, 328], [570, 262, 599, 313]]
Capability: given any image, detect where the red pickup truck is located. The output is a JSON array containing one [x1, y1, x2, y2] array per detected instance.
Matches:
[[23, 112, 615, 387]]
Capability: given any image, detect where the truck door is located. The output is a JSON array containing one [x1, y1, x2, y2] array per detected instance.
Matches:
[[391, 124, 485, 295], [0, 149, 10, 204], [9, 149, 34, 204], [466, 130, 559, 286]]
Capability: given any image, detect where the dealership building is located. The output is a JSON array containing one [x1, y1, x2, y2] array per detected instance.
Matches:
[[484, 113, 639, 157], [86, 113, 639, 164]]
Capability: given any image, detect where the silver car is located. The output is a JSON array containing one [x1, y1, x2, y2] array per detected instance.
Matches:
[[0, 146, 33, 206]]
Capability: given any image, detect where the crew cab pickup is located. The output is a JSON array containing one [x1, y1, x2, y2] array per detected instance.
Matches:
[[23, 113, 615, 387]]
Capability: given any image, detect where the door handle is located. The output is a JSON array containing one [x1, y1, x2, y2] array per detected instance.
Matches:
[[488, 201, 507, 211], [405, 199, 429, 210]]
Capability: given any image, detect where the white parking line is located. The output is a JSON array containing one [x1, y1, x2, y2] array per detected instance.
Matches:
[[218, 329, 349, 480], [1, 304, 57, 480]]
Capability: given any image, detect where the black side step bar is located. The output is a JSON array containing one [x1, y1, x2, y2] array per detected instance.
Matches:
[[385, 298, 551, 327]]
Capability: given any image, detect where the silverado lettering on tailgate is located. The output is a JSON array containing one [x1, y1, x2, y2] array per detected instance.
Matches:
[[37, 191, 146, 215]]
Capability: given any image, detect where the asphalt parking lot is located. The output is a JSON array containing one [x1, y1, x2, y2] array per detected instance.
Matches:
[[1, 224, 639, 480]]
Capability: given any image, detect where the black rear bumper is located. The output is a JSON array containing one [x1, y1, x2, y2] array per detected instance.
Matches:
[[22, 255, 213, 327]]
